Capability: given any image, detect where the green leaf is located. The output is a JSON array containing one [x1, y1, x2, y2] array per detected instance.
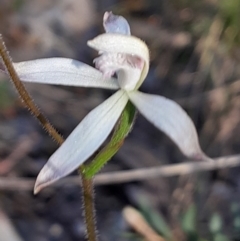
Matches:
[[213, 233, 230, 241], [181, 204, 197, 234], [82, 101, 136, 178], [209, 213, 222, 234], [233, 216, 240, 229], [230, 202, 240, 213], [0, 81, 14, 109], [138, 197, 173, 240], [122, 232, 143, 241]]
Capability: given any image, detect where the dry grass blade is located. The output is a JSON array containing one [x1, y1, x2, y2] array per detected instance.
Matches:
[[0, 208, 23, 241], [0, 154, 240, 191], [123, 206, 165, 241]]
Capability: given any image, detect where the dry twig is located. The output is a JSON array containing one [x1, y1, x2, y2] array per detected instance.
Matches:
[[0, 154, 240, 191], [0, 134, 39, 175]]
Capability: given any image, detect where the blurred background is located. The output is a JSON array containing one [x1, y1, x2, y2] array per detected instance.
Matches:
[[0, 0, 240, 240]]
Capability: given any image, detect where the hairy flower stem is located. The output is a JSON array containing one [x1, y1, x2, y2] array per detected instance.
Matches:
[[0, 35, 98, 241], [0, 36, 63, 145], [80, 168, 98, 241]]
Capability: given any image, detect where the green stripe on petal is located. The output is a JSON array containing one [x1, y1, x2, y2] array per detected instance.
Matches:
[[82, 101, 136, 178], [34, 89, 128, 193]]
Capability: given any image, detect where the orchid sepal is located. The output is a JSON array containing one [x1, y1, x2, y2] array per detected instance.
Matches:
[[13, 57, 119, 89], [103, 11, 131, 35], [34, 89, 128, 194], [128, 90, 205, 159]]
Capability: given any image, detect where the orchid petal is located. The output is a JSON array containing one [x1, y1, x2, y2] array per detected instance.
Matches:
[[88, 34, 149, 89], [13, 58, 119, 89], [34, 90, 128, 193], [103, 11, 131, 35], [128, 91, 204, 159]]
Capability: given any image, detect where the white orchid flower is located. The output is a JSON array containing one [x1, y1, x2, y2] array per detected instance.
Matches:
[[9, 12, 206, 193]]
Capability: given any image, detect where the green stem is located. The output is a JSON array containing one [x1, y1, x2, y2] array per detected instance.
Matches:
[[0, 35, 98, 241]]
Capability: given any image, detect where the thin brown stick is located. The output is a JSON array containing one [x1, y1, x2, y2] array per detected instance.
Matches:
[[0, 36, 98, 241], [0, 154, 239, 191], [0, 134, 39, 175], [177, 79, 240, 108], [0, 35, 63, 145]]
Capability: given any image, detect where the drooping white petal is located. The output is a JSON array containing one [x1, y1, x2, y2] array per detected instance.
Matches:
[[88, 34, 149, 90], [128, 91, 204, 159], [103, 11, 131, 35], [34, 90, 128, 193], [13, 57, 119, 89]]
